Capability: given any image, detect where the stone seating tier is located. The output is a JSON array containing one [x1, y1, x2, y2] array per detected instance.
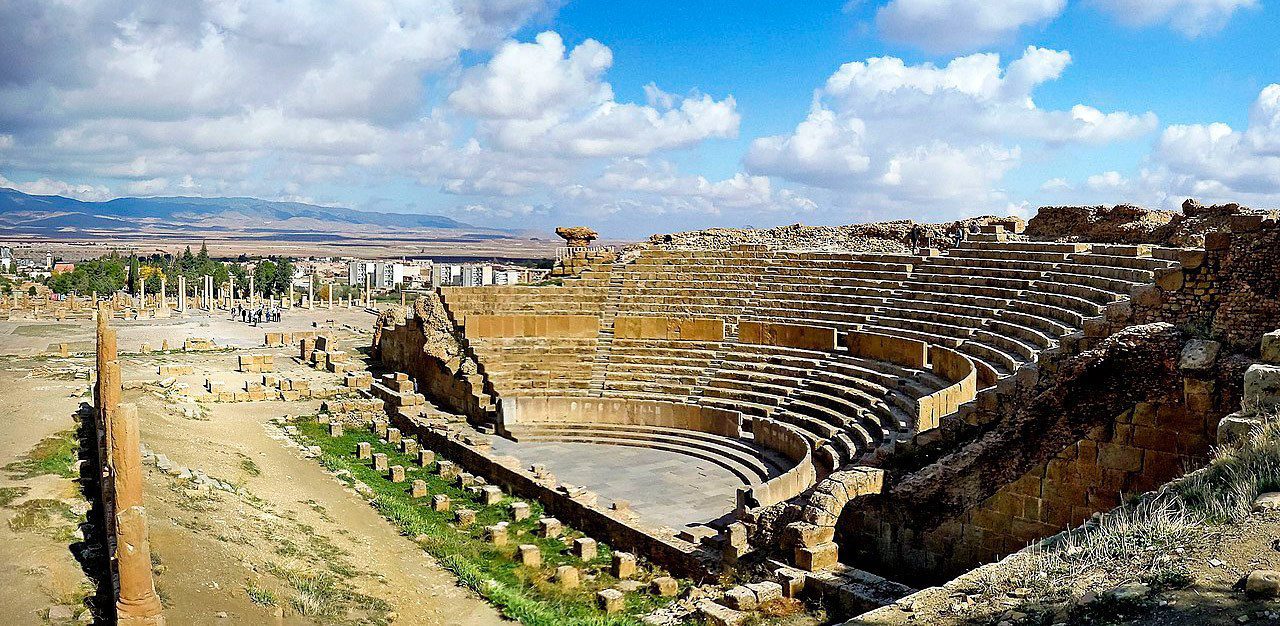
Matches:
[[505, 422, 790, 484], [438, 240, 1170, 493]]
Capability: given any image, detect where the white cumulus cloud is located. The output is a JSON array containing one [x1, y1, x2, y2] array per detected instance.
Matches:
[[877, 0, 1067, 53], [450, 32, 739, 157], [746, 47, 1156, 209], [1091, 0, 1258, 37]]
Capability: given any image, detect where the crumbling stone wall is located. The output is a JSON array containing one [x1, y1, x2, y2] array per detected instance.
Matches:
[[1135, 215, 1280, 351], [376, 293, 489, 422], [647, 216, 1026, 252], [1027, 200, 1279, 247]]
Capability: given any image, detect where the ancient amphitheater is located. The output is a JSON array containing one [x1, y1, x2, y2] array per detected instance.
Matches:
[[369, 204, 1280, 621]]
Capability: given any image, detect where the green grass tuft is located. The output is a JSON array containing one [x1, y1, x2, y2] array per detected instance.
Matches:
[[4, 430, 78, 480]]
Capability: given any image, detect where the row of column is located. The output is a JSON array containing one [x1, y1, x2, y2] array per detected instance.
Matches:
[[96, 305, 165, 625]]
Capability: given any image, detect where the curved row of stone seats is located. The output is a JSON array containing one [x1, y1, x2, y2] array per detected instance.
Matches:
[[467, 336, 597, 396], [696, 343, 943, 472], [505, 422, 790, 485], [600, 339, 722, 400]]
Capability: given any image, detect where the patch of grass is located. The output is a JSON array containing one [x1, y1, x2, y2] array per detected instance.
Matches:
[[7, 498, 79, 539], [245, 581, 279, 607], [1170, 412, 1280, 522], [294, 418, 676, 626], [0, 485, 31, 507], [238, 455, 262, 478], [4, 430, 78, 479], [263, 562, 390, 625]]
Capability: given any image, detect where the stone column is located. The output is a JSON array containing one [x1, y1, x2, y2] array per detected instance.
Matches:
[[327, 285, 333, 309], [288, 281, 294, 309], [308, 275, 314, 310], [111, 403, 165, 625], [401, 291, 406, 307], [248, 274, 255, 307], [365, 272, 372, 308]]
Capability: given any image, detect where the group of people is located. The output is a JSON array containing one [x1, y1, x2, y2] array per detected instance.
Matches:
[[908, 222, 983, 254], [231, 303, 281, 325]]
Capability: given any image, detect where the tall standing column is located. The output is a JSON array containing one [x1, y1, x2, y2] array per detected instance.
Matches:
[[248, 274, 255, 307], [327, 283, 333, 310], [308, 275, 314, 310], [288, 280, 294, 309], [110, 404, 165, 625]]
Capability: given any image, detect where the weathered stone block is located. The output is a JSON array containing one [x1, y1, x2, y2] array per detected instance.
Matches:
[[696, 599, 745, 626], [389, 465, 405, 483], [1245, 570, 1280, 597], [411, 479, 427, 498], [722, 586, 757, 611], [651, 576, 678, 597], [1218, 412, 1262, 446], [356, 442, 371, 460], [1244, 364, 1280, 413], [795, 542, 839, 571], [746, 581, 783, 605], [518, 544, 541, 568], [437, 460, 460, 480], [1096, 443, 1143, 472], [485, 523, 508, 546], [611, 551, 636, 579], [456, 472, 475, 487], [418, 449, 436, 467], [538, 517, 562, 538], [510, 501, 530, 521], [1263, 330, 1280, 365], [401, 439, 418, 456], [454, 508, 476, 528], [328, 422, 343, 437], [432, 494, 450, 512], [481, 485, 503, 505], [573, 537, 597, 561], [386, 427, 401, 444], [1178, 339, 1220, 374], [556, 565, 580, 589], [372, 453, 388, 472], [597, 588, 624, 614]]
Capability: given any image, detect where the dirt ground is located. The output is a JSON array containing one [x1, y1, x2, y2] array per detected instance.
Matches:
[[0, 308, 506, 625]]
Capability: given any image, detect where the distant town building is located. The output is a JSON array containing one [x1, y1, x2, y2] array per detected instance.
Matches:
[[1, 247, 11, 274], [347, 260, 408, 290], [432, 263, 544, 287], [52, 262, 76, 274]]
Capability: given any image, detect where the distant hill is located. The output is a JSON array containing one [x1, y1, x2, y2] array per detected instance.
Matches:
[[0, 187, 484, 235]]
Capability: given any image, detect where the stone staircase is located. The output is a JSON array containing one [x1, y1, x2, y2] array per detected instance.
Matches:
[[588, 260, 628, 396]]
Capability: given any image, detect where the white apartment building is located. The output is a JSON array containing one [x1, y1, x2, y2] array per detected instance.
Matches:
[[347, 260, 408, 290]]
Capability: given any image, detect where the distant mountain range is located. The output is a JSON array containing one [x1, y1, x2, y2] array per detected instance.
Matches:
[[0, 187, 488, 236]]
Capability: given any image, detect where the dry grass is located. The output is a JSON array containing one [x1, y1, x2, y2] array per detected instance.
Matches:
[[959, 413, 1280, 608]]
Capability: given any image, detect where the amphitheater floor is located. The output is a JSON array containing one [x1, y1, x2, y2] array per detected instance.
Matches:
[[489, 438, 771, 530]]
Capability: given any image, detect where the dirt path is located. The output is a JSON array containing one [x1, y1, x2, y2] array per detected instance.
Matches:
[[127, 370, 506, 625]]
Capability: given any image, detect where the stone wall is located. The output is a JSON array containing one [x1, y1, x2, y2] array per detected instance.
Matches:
[[1134, 215, 1280, 352], [501, 396, 742, 438], [740, 321, 838, 351], [613, 316, 725, 341]]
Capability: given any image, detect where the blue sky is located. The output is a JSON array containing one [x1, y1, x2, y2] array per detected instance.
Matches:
[[1, 0, 1277, 237]]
